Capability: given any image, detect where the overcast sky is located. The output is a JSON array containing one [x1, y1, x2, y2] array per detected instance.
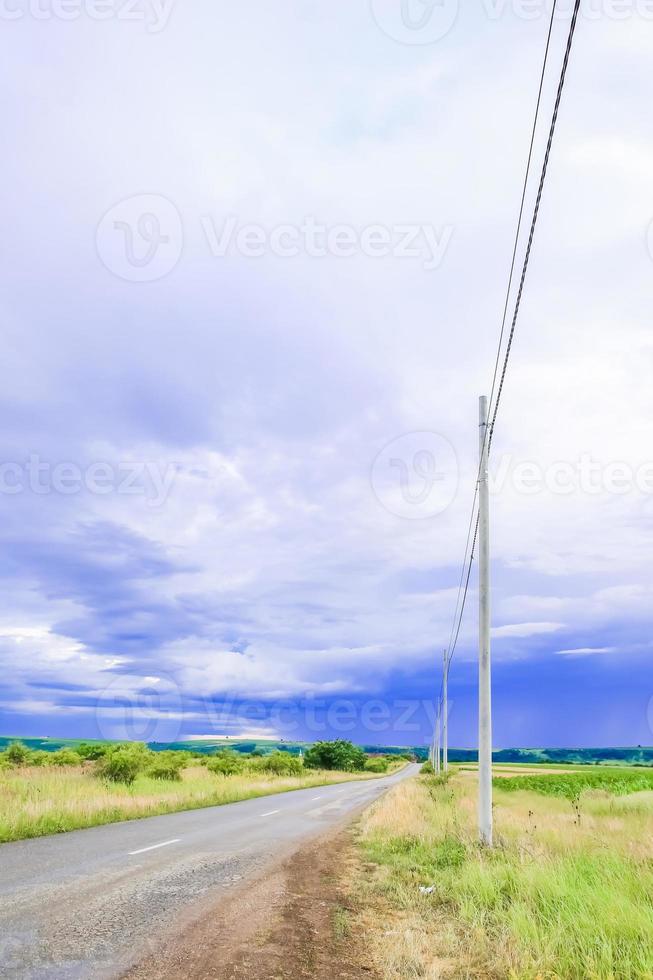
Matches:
[[1, 0, 652, 749]]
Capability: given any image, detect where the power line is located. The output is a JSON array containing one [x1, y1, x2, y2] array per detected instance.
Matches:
[[487, 0, 560, 422], [489, 0, 583, 446], [437, 0, 582, 703], [442, 0, 560, 678]]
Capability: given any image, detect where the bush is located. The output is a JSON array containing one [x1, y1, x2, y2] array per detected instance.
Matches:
[[207, 750, 245, 777], [97, 748, 144, 785], [46, 748, 81, 767], [304, 740, 367, 772], [365, 758, 390, 773], [256, 751, 303, 776], [4, 741, 31, 766], [147, 751, 185, 781], [75, 742, 108, 761], [148, 762, 182, 781]]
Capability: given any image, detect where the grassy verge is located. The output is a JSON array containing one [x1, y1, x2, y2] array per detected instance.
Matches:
[[353, 770, 653, 978], [0, 764, 389, 843]]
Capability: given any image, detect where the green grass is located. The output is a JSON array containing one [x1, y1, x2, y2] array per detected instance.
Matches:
[[0, 764, 386, 843], [356, 772, 653, 979]]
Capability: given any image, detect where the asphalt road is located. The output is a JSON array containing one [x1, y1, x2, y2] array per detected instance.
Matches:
[[0, 764, 419, 979]]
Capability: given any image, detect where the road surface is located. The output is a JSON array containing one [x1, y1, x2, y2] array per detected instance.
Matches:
[[0, 764, 419, 978]]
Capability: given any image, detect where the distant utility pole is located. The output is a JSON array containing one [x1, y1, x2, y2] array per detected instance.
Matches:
[[478, 395, 493, 846], [434, 699, 441, 773], [442, 649, 448, 773]]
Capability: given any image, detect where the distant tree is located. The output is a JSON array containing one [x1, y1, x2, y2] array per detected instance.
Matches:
[[4, 741, 31, 766], [75, 742, 108, 761], [304, 740, 367, 772]]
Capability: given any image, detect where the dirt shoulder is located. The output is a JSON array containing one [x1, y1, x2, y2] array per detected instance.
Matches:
[[124, 827, 379, 980]]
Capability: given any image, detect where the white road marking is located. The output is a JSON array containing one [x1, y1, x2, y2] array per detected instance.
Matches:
[[128, 838, 180, 856], [310, 796, 322, 801], [260, 810, 280, 817]]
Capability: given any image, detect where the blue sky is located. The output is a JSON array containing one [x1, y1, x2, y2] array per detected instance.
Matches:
[[1, 1, 652, 750]]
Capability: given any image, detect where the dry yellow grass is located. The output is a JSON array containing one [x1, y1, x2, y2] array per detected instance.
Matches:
[[0, 764, 380, 842]]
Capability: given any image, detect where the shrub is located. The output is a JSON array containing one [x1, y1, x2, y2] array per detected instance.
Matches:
[[75, 742, 108, 761], [46, 748, 81, 767], [147, 751, 185, 781], [304, 740, 367, 772], [256, 751, 303, 776], [148, 761, 183, 781], [97, 748, 143, 785], [207, 750, 245, 777], [4, 741, 31, 766], [365, 758, 390, 773]]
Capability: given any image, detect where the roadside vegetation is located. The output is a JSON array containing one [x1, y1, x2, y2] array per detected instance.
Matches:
[[354, 766, 653, 979], [0, 739, 406, 843]]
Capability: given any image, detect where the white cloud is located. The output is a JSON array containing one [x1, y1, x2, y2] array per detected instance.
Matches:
[[491, 623, 565, 639], [556, 647, 616, 657]]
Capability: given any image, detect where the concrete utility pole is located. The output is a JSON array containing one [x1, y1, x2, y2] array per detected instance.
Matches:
[[434, 700, 441, 773], [442, 649, 448, 773], [478, 395, 493, 846]]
